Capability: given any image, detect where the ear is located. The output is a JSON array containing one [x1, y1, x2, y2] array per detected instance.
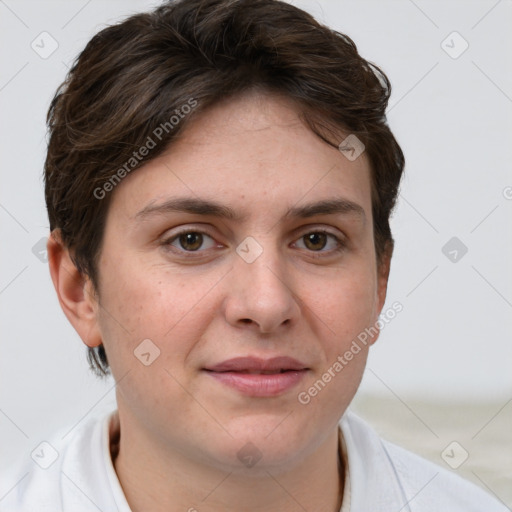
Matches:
[[369, 240, 393, 346], [47, 229, 103, 348]]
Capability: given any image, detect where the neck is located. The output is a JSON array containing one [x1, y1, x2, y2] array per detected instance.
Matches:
[[111, 411, 344, 512]]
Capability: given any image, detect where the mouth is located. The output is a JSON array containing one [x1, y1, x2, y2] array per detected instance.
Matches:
[[203, 356, 309, 397], [204, 356, 308, 373], [220, 369, 297, 374]]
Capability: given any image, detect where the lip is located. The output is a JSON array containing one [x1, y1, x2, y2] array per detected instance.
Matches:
[[206, 356, 308, 373], [203, 357, 309, 397]]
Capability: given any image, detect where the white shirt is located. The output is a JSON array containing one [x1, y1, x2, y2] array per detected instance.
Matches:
[[0, 407, 506, 511]]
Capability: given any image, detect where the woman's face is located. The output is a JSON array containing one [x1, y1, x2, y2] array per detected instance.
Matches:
[[86, 91, 389, 473]]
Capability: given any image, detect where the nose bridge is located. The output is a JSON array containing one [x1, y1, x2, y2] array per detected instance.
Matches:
[[224, 235, 299, 332]]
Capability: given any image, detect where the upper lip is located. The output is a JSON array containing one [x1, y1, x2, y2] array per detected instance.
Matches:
[[204, 356, 309, 373]]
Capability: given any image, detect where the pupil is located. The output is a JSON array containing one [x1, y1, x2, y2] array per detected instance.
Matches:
[[180, 232, 202, 251], [305, 232, 326, 250]]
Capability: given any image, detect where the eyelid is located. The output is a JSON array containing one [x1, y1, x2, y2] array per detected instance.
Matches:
[[293, 223, 347, 242], [160, 223, 217, 241], [294, 224, 344, 237]]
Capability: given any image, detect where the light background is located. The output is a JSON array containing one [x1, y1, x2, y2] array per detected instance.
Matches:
[[1, 0, 511, 506]]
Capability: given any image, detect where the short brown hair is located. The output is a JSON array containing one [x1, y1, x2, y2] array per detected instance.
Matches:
[[45, 0, 404, 376]]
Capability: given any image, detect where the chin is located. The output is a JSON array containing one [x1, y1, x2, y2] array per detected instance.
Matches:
[[211, 417, 313, 468]]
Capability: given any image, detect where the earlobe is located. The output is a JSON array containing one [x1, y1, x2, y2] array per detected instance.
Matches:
[[47, 229, 103, 348]]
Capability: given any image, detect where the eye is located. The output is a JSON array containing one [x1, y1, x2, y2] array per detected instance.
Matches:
[[163, 230, 217, 252], [294, 231, 344, 253]]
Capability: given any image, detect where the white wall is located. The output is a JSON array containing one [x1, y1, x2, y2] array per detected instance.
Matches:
[[1, 0, 511, 471]]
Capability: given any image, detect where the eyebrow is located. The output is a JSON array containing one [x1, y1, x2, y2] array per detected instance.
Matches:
[[135, 197, 366, 223], [286, 198, 365, 221]]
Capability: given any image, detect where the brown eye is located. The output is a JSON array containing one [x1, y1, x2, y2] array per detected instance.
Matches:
[[303, 232, 328, 251], [294, 230, 344, 256], [163, 231, 217, 253], [178, 232, 204, 251]]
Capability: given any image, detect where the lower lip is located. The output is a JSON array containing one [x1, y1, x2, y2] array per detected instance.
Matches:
[[205, 370, 307, 397]]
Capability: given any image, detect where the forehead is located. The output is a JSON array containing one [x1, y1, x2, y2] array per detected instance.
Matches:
[[108, 91, 372, 225]]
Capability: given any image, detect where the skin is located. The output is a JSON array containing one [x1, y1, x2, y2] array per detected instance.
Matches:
[[48, 90, 391, 512]]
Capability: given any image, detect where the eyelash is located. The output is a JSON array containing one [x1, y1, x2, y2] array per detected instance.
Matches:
[[161, 228, 346, 258]]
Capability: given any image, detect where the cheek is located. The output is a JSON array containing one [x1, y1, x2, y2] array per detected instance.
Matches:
[[307, 266, 378, 347], [95, 263, 213, 412], [295, 269, 375, 419], [96, 255, 222, 367]]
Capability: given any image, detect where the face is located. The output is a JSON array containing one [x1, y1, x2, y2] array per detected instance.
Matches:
[[82, 91, 389, 473]]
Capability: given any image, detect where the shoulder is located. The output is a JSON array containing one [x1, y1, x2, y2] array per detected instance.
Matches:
[[381, 438, 506, 511], [0, 408, 120, 512], [340, 410, 507, 512]]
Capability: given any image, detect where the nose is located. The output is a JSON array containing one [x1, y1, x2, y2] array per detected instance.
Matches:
[[222, 242, 300, 334]]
